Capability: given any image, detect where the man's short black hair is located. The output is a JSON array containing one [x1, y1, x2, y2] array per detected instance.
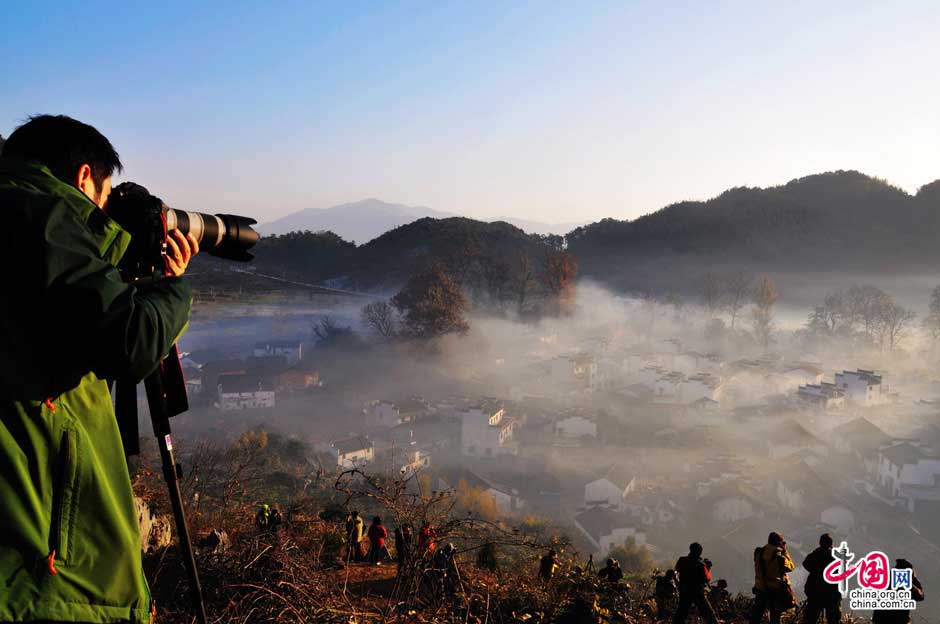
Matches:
[[689, 542, 703, 556], [2, 114, 122, 190]]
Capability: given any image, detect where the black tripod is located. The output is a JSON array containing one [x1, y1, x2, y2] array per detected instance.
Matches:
[[116, 346, 207, 624]]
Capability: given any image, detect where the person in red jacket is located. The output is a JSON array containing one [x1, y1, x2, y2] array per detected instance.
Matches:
[[673, 542, 718, 624], [367, 516, 389, 565]]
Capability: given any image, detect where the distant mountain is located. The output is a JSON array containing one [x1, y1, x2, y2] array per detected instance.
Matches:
[[258, 199, 456, 243], [259, 198, 582, 241], [567, 170, 940, 294], [490, 216, 586, 236]]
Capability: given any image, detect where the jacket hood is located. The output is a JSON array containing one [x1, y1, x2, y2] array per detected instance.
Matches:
[[0, 157, 131, 265]]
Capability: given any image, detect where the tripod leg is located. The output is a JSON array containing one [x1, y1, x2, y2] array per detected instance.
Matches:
[[145, 369, 207, 624]]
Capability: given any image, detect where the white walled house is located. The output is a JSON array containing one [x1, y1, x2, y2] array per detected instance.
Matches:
[[460, 400, 518, 457], [877, 442, 940, 509], [556, 415, 597, 440], [329, 435, 374, 468], [584, 467, 636, 511], [364, 401, 403, 429], [217, 375, 276, 411], [835, 370, 888, 407], [253, 340, 303, 365], [573, 507, 646, 558], [396, 449, 431, 477]]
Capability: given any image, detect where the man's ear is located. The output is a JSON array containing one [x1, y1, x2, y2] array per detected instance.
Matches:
[[74, 163, 96, 198]]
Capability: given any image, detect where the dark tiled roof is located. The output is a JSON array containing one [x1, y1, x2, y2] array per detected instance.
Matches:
[[332, 435, 372, 454]]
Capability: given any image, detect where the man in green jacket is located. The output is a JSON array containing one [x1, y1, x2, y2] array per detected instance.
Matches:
[[0, 115, 198, 623]]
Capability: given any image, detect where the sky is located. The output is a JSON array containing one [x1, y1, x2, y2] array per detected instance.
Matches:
[[2, 1, 939, 225]]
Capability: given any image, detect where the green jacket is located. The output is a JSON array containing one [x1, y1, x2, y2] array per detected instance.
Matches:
[[0, 159, 192, 623]]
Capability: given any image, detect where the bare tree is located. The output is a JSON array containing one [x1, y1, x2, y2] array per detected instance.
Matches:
[[877, 300, 916, 352], [361, 300, 398, 338], [750, 275, 778, 351], [311, 315, 353, 344], [924, 285, 940, 343], [846, 285, 890, 343], [724, 271, 753, 330], [700, 272, 724, 319], [806, 290, 849, 336]]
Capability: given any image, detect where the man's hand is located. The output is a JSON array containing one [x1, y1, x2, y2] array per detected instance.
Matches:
[[165, 229, 200, 277]]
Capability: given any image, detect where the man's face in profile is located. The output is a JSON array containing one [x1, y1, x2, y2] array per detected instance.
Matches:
[[91, 177, 112, 209]]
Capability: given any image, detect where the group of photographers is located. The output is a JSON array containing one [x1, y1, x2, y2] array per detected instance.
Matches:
[[542, 530, 923, 624]]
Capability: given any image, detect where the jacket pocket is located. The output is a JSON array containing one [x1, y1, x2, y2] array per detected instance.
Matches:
[[49, 428, 79, 563]]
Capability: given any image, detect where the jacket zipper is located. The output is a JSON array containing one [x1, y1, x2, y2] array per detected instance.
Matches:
[[48, 430, 72, 572]]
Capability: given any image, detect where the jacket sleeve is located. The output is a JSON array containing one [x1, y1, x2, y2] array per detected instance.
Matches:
[[41, 201, 192, 383], [781, 551, 795, 573]]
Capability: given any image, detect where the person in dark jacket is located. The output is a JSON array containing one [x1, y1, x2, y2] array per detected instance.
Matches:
[[0, 115, 197, 624], [655, 569, 678, 620], [802, 533, 841, 624], [673, 542, 718, 624], [539, 549, 560, 581], [598, 557, 624, 584], [872, 558, 924, 624]]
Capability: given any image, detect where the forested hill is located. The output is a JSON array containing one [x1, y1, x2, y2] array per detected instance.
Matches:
[[567, 170, 940, 292], [223, 216, 554, 292], [197, 170, 940, 297]]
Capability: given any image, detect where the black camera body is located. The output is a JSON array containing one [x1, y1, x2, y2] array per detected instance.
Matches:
[[107, 181, 259, 279]]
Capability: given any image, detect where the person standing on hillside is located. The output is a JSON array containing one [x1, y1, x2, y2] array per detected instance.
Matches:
[[872, 558, 924, 624], [672, 542, 718, 624], [802, 533, 841, 624], [346, 510, 364, 562], [367, 516, 389, 565], [0, 114, 197, 624], [750, 532, 796, 624]]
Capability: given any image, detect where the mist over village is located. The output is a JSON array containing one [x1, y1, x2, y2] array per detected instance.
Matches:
[[3, 3, 940, 624], [150, 175, 940, 622]]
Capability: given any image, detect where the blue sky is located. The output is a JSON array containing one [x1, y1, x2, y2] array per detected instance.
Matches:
[[2, 1, 938, 224]]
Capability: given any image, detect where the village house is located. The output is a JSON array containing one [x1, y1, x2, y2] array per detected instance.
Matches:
[[364, 400, 403, 429], [460, 399, 518, 457], [797, 382, 845, 410], [327, 435, 374, 468], [252, 340, 304, 365], [573, 507, 646, 558], [435, 465, 524, 515], [776, 460, 833, 513], [584, 465, 636, 511], [768, 419, 829, 461], [835, 369, 889, 407], [216, 374, 276, 411], [876, 441, 940, 509], [830, 417, 890, 477], [274, 367, 320, 392], [549, 354, 598, 392], [781, 363, 825, 387], [398, 449, 431, 476], [556, 414, 598, 441], [698, 481, 763, 524]]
